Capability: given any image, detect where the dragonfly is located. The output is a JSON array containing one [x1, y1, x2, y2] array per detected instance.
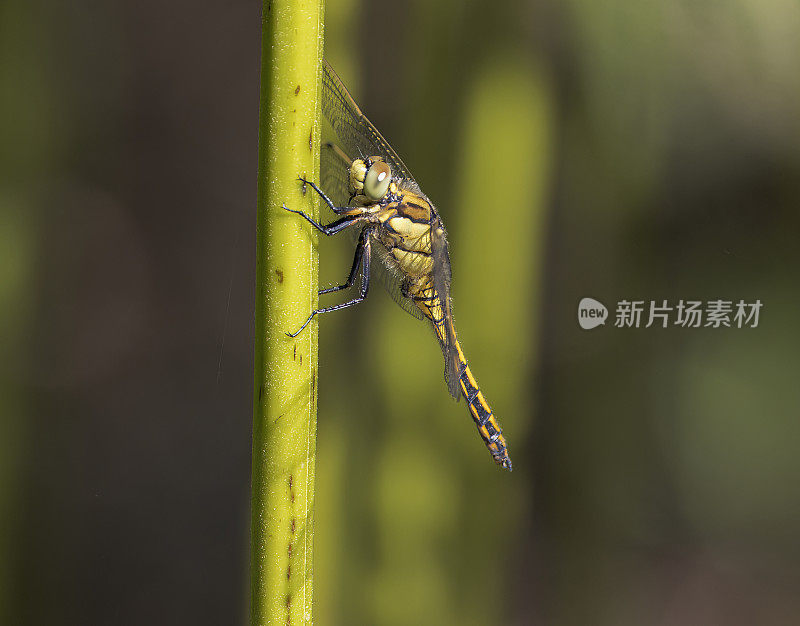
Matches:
[[283, 60, 512, 470]]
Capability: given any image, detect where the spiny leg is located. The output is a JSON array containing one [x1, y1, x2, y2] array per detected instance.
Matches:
[[319, 227, 367, 295], [298, 177, 352, 215], [286, 230, 372, 338], [282, 205, 364, 236]]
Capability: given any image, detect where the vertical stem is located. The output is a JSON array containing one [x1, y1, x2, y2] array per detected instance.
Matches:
[[252, 1, 323, 625]]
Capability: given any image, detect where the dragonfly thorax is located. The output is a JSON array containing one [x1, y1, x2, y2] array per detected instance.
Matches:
[[350, 156, 393, 203]]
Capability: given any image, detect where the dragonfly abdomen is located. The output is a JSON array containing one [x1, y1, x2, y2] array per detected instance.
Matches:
[[454, 341, 512, 470], [378, 196, 513, 469]]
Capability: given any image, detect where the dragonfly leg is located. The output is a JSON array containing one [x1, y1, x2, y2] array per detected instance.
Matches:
[[298, 177, 352, 215], [286, 232, 372, 337], [319, 228, 367, 295], [282, 204, 363, 236]]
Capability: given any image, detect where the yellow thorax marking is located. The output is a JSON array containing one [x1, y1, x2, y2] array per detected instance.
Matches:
[[387, 216, 430, 242]]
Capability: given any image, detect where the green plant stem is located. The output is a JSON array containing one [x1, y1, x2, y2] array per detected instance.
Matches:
[[252, 1, 323, 624]]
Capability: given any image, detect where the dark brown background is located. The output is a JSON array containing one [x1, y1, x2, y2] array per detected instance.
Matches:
[[1, 0, 799, 624]]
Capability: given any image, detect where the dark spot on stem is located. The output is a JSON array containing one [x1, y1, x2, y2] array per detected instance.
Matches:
[[295, 85, 300, 96], [275, 268, 284, 283], [291, 518, 296, 533], [299, 354, 302, 365], [293, 345, 296, 360], [287, 564, 291, 580], [309, 130, 313, 152]]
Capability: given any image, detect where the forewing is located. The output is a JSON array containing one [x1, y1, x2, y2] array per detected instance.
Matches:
[[322, 61, 414, 182], [319, 139, 352, 207]]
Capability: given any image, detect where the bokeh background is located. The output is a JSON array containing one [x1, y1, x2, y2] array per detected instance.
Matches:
[[2, 0, 799, 624]]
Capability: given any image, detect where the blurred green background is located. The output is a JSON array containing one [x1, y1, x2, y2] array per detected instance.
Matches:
[[2, 0, 800, 624]]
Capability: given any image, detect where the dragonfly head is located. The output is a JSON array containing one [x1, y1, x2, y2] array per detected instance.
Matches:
[[350, 156, 392, 203]]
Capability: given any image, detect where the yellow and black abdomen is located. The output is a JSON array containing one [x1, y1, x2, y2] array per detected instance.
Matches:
[[454, 339, 512, 469], [375, 189, 512, 469]]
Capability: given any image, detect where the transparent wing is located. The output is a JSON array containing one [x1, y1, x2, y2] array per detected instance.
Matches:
[[322, 60, 414, 183], [319, 140, 351, 207], [430, 215, 462, 399]]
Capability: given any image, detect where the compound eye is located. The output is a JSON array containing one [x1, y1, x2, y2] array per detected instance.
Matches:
[[363, 161, 391, 201]]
